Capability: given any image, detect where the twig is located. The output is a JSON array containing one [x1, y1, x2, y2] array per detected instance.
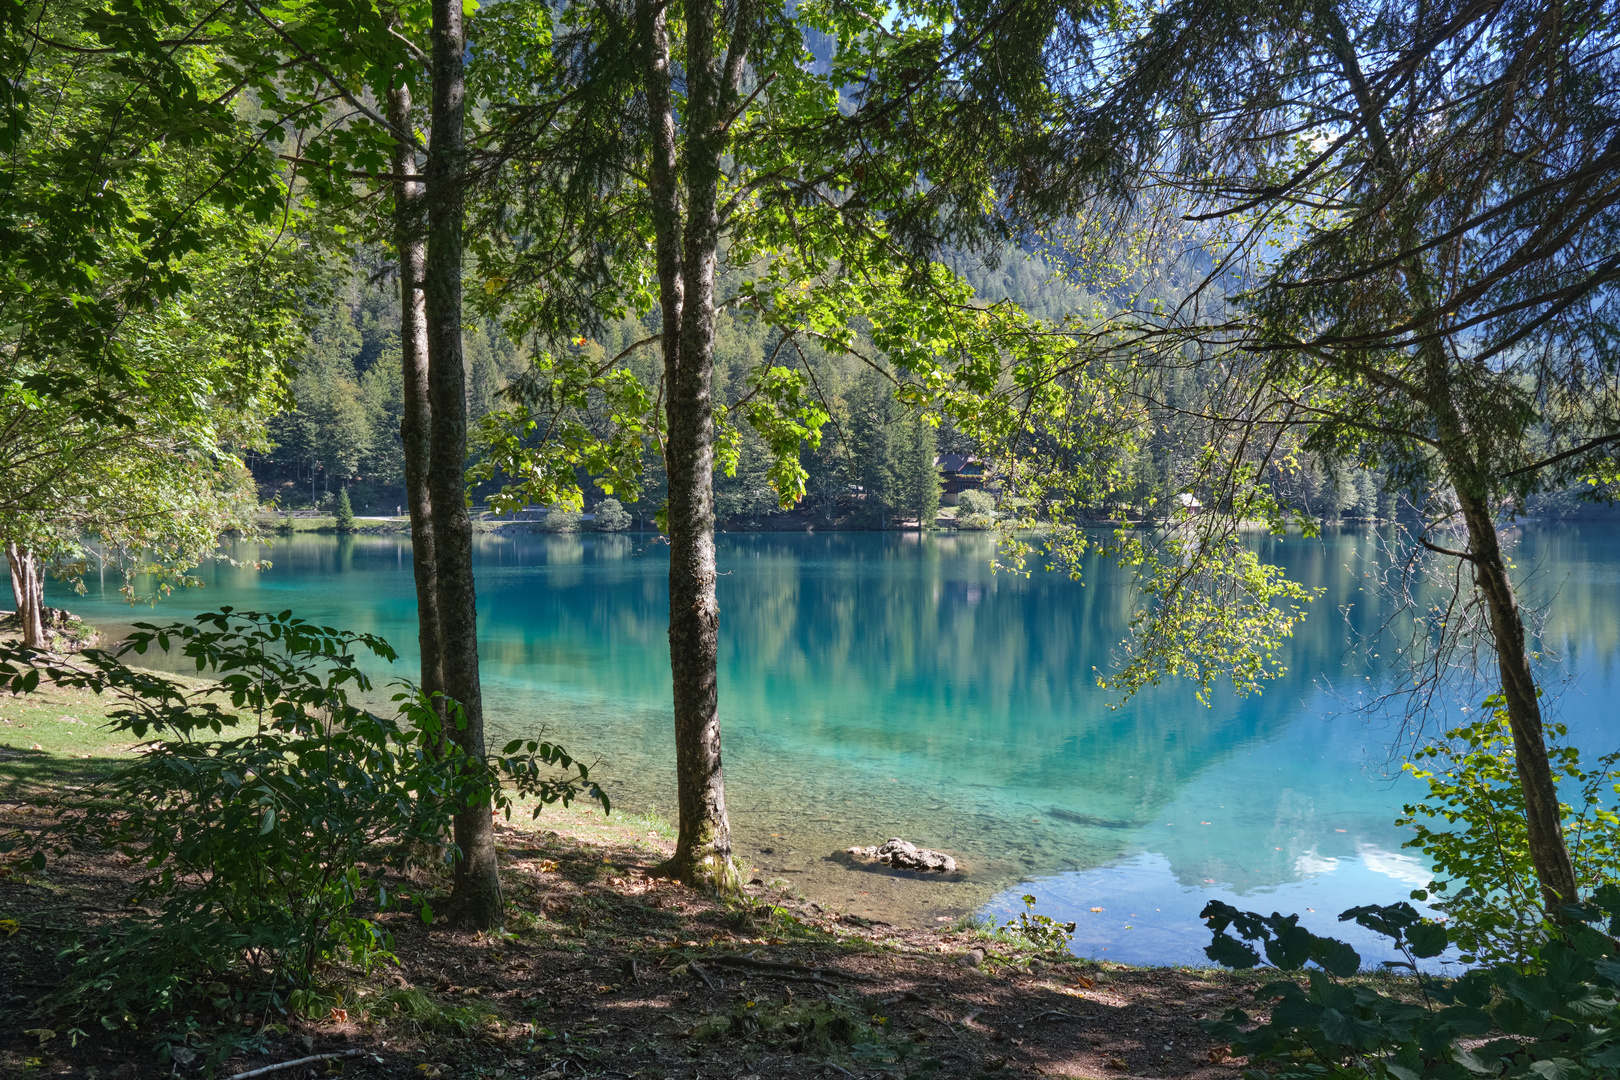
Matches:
[[820, 1063, 856, 1078], [879, 991, 934, 1005], [710, 969, 841, 986], [703, 954, 874, 981], [1027, 1009, 1082, 1023], [227, 1049, 367, 1080], [687, 960, 719, 991]]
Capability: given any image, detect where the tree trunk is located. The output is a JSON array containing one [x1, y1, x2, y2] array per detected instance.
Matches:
[[426, 0, 501, 927], [1454, 488, 1580, 911], [387, 81, 446, 724], [1316, 0, 1579, 914], [5, 543, 46, 650], [1417, 286, 1578, 915], [636, 0, 742, 892]]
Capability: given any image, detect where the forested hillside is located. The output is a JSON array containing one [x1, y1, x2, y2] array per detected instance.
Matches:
[[254, 245, 1499, 527]]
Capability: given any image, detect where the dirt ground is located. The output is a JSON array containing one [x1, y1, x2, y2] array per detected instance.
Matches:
[[0, 788, 1278, 1080]]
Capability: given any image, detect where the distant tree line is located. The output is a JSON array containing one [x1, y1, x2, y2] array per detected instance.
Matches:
[[255, 248, 1607, 529]]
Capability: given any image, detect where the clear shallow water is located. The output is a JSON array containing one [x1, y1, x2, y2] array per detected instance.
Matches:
[[36, 524, 1620, 965]]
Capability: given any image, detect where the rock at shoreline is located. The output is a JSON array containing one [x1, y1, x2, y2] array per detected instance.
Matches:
[[846, 837, 959, 874]]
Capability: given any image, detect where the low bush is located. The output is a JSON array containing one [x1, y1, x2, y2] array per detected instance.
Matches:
[[1400, 698, 1620, 964], [541, 509, 583, 532], [0, 609, 606, 1040], [1199, 892, 1620, 1080], [593, 498, 632, 531], [957, 489, 996, 516], [1003, 893, 1076, 952]]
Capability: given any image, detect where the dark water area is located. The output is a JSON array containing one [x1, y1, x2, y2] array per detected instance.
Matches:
[[43, 524, 1620, 965]]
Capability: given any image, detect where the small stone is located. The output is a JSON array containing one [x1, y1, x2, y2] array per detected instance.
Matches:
[[957, 948, 985, 968]]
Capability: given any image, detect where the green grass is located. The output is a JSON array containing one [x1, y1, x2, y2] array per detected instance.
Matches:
[[255, 514, 411, 534], [0, 666, 234, 796], [0, 679, 139, 795]]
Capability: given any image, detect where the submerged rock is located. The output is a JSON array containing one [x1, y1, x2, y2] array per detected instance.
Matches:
[[845, 837, 959, 874]]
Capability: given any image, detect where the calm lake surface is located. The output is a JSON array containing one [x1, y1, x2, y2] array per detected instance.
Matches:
[[46, 524, 1620, 965]]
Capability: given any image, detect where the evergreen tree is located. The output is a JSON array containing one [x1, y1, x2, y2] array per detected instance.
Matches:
[[334, 488, 356, 531], [848, 370, 898, 526], [984, 0, 1620, 912], [894, 417, 941, 527]]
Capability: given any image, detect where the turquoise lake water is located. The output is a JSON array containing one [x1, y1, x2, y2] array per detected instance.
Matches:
[[35, 524, 1620, 965]]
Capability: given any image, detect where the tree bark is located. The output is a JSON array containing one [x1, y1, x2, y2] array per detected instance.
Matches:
[[426, 0, 501, 927], [636, 0, 743, 892], [387, 80, 446, 723], [5, 543, 46, 650], [1316, 0, 1579, 914], [1452, 488, 1579, 911]]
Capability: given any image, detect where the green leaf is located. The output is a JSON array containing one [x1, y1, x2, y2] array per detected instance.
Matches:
[[1407, 921, 1448, 959], [1206, 932, 1261, 969], [1593, 958, 1620, 987], [1528, 1058, 1582, 1080], [1314, 939, 1361, 978], [1589, 1044, 1620, 1068]]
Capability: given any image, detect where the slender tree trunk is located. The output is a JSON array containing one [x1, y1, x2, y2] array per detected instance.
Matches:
[[1453, 487, 1580, 910], [1414, 260, 1580, 916], [5, 543, 46, 650], [636, 0, 743, 891], [1316, 0, 1579, 914], [1412, 245, 1578, 915], [387, 81, 446, 722], [1414, 241, 1580, 919], [426, 0, 501, 927]]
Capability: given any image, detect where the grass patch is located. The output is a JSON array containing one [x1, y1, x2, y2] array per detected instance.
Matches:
[[688, 994, 926, 1070], [365, 987, 501, 1038], [0, 680, 140, 795], [254, 514, 410, 534]]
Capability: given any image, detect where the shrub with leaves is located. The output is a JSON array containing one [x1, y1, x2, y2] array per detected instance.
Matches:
[[1199, 893, 1620, 1080], [1400, 700, 1620, 964], [541, 508, 583, 532], [1004, 894, 1076, 952], [955, 488, 997, 529], [593, 497, 632, 531], [957, 489, 996, 516], [0, 609, 606, 1033]]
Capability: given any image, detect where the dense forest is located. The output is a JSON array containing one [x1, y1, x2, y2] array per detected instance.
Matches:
[[254, 246, 1490, 528]]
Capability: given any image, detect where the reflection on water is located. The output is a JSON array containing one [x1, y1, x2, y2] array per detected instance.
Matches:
[[46, 524, 1620, 963]]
